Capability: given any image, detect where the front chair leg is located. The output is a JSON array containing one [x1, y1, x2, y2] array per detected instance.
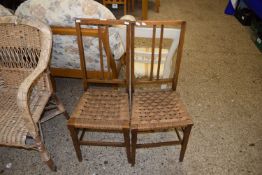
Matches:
[[68, 126, 82, 162], [123, 129, 131, 163], [131, 129, 137, 166], [179, 125, 193, 162], [35, 136, 57, 171]]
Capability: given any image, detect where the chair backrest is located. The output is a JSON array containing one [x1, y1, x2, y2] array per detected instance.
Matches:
[[0, 16, 52, 90], [75, 18, 131, 90], [130, 20, 186, 91]]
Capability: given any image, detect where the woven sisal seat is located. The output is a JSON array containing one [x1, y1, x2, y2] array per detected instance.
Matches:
[[68, 89, 129, 130], [131, 91, 193, 131], [0, 16, 68, 171]]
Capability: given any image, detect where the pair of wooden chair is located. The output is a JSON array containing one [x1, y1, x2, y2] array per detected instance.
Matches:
[[68, 19, 193, 166]]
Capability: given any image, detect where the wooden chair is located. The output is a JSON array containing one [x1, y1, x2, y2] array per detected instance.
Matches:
[[67, 19, 131, 163], [103, 0, 127, 15], [130, 20, 193, 166], [0, 16, 68, 171]]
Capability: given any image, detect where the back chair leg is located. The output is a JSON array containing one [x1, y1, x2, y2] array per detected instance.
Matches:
[[35, 136, 57, 171], [45, 159, 57, 172], [179, 125, 193, 162], [53, 94, 69, 119], [123, 129, 131, 163], [50, 75, 57, 92], [131, 129, 137, 166], [68, 126, 82, 161]]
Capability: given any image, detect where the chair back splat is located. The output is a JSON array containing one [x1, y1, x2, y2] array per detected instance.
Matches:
[[75, 19, 131, 90], [130, 20, 186, 91]]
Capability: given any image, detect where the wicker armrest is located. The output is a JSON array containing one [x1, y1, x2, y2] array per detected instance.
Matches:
[[16, 23, 52, 137], [17, 65, 49, 136]]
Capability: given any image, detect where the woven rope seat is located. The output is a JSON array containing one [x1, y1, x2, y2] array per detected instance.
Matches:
[[68, 89, 129, 130], [131, 90, 193, 131]]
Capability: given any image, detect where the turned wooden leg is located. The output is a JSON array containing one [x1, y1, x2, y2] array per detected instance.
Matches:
[[68, 126, 82, 161], [131, 129, 137, 166], [45, 159, 57, 171], [50, 75, 57, 92], [179, 125, 193, 162], [123, 129, 131, 163], [35, 136, 57, 171]]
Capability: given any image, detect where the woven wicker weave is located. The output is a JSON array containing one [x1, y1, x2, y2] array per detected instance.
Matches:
[[0, 16, 68, 171], [0, 16, 51, 145], [0, 89, 50, 146]]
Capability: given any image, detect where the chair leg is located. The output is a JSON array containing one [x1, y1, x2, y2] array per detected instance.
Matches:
[[123, 129, 131, 163], [52, 94, 69, 119], [50, 75, 57, 92], [35, 136, 57, 171], [179, 125, 193, 162], [45, 159, 57, 171], [68, 126, 83, 162], [131, 129, 137, 166]]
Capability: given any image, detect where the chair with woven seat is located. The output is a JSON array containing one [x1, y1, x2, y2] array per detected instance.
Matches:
[[130, 20, 193, 166], [0, 16, 68, 171], [67, 19, 131, 163]]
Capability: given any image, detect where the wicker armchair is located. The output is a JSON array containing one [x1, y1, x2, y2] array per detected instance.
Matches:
[[0, 16, 68, 171]]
